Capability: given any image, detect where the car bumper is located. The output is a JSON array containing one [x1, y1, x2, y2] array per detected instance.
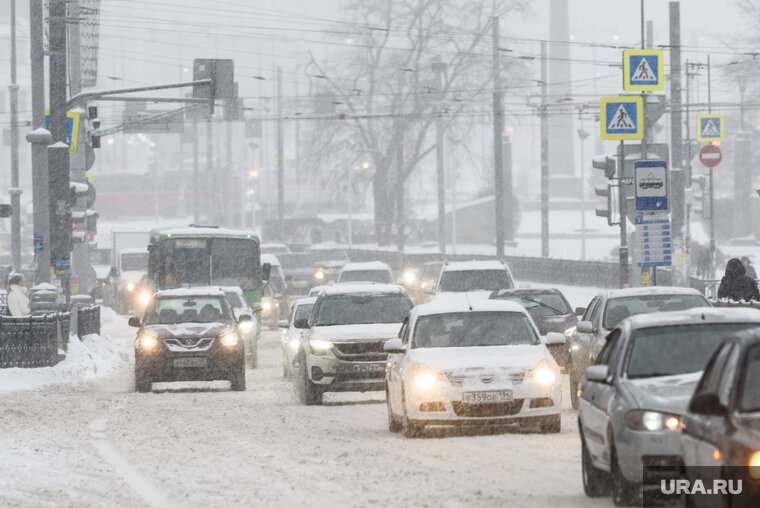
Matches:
[[403, 380, 562, 424], [136, 347, 244, 382], [616, 426, 683, 483], [307, 354, 386, 392]]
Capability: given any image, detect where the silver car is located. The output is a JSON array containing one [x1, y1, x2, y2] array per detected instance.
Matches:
[[567, 286, 711, 409], [578, 307, 760, 506], [278, 297, 316, 378]]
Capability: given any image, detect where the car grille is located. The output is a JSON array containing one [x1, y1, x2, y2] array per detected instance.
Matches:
[[332, 341, 388, 362], [164, 337, 215, 352], [451, 399, 525, 417], [445, 371, 525, 387]]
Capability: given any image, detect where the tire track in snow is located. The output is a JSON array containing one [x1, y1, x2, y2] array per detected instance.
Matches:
[[89, 418, 172, 508]]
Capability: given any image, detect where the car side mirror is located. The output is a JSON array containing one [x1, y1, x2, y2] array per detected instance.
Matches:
[[293, 318, 309, 329], [384, 338, 405, 354], [261, 262, 271, 285], [128, 317, 141, 327], [238, 314, 252, 323], [250, 302, 262, 313], [585, 365, 610, 383], [277, 319, 289, 329], [689, 392, 727, 417], [576, 320, 595, 334], [543, 332, 566, 345], [423, 284, 436, 295], [575, 307, 586, 316]]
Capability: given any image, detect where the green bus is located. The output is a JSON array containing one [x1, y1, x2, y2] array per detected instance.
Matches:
[[146, 226, 270, 367]]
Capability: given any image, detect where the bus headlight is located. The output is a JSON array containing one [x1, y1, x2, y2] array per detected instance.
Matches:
[[126, 282, 135, 292]]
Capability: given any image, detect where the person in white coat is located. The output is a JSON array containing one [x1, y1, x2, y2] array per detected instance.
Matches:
[[6, 274, 30, 316]]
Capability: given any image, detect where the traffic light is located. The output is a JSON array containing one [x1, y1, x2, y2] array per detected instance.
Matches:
[[86, 210, 98, 243], [595, 184, 619, 226], [592, 154, 616, 179], [692, 175, 710, 218], [70, 182, 88, 245]]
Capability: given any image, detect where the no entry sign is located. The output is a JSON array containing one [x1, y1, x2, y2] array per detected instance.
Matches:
[[699, 144, 722, 168]]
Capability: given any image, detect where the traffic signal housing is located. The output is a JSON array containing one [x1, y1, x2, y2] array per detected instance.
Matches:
[[86, 210, 99, 243], [595, 184, 620, 226], [592, 155, 616, 179]]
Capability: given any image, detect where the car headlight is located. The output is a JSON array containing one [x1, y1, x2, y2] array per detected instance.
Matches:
[[238, 320, 254, 333], [309, 339, 332, 354], [262, 300, 272, 312], [403, 270, 417, 285], [126, 282, 135, 292], [625, 410, 681, 431], [287, 338, 300, 351], [138, 334, 158, 350], [220, 332, 240, 347], [530, 360, 557, 385], [314, 269, 325, 281], [749, 451, 760, 479], [138, 291, 152, 307], [412, 364, 442, 390]]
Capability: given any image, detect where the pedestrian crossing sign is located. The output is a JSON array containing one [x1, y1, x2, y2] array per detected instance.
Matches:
[[623, 50, 664, 91], [600, 96, 644, 140], [696, 114, 724, 142]]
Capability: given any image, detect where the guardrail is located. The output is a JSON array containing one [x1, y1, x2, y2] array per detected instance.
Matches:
[[0, 312, 70, 368], [77, 304, 101, 338]]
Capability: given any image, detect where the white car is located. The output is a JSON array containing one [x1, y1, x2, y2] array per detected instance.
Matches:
[[219, 286, 259, 369], [426, 260, 515, 302], [278, 297, 316, 378], [384, 299, 565, 437], [337, 261, 394, 284]]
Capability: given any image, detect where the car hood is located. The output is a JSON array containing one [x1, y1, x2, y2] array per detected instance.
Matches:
[[431, 291, 493, 303], [142, 322, 234, 339], [311, 323, 402, 342], [622, 371, 703, 414], [408, 345, 550, 372]]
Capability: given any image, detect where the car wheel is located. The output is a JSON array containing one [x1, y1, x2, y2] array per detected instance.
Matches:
[[570, 374, 581, 410], [611, 441, 639, 506], [135, 370, 151, 393], [229, 364, 246, 391], [386, 385, 402, 433], [581, 432, 610, 497], [540, 414, 562, 434], [298, 350, 323, 406], [401, 386, 422, 438], [282, 350, 290, 378]]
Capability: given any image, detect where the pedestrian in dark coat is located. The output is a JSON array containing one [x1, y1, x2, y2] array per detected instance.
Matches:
[[718, 258, 760, 301]]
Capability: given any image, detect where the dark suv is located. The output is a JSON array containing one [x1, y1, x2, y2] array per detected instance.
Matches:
[[130, 288, 250, 392]]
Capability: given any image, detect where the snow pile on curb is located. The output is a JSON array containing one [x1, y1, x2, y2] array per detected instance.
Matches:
[[0, 310, 131, 393]]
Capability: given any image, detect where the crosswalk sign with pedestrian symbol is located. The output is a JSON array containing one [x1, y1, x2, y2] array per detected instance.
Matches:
[[623, 49, 664, 91], [600, 96, 644, 140], [696, 114, 724, 142]]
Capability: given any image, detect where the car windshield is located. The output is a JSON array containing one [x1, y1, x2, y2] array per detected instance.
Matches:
[[413, 312, 539, 348], [421, 263, 443, 280], [626, 323, 757, 378], [339, 270, 393, 283], [739, 344, 760, 412], [494, 292, 571, 317], [144, 296, 231, 325], [314, 295, 412, 326], [160, 238, 259, 291], [278, 253, 313, 269], [294, 303, 315, 323], [438, 270, 513, 292], [224, 291, 244, 309], [603, 294, 709, 329], [311, 249, 349, 263], [121, 252, 148, 271]]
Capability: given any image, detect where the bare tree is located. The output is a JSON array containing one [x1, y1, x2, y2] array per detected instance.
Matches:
[[302, 0, 527, 245]]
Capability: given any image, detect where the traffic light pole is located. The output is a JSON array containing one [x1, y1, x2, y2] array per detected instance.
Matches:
[[618, 140, 629, 287]]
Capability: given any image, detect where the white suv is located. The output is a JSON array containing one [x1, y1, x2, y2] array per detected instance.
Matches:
[[297, 284, 413, 405], [337, 261, 394, 284], [425, 260, 515, 301]]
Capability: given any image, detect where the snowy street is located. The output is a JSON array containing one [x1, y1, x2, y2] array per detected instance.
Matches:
[[0, 305, 608, 508]]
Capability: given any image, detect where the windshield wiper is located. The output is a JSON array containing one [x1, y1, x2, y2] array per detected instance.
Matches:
[[523, 296, 565, 315], [628, 372, 677, 379]]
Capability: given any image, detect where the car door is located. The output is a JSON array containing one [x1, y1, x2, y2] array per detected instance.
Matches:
[[681, 343, 734, 468], [580, 329, 623, 466], [386, 318, 410, 412]]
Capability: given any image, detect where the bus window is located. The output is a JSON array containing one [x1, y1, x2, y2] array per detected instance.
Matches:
[[211, 239, 258, 290], [160, 238, 210, 287]]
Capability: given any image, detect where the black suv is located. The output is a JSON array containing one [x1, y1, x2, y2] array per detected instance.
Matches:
[[130, 288, 250, 392]]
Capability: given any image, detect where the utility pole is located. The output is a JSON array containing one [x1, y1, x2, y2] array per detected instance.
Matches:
[[277, 66, 284, 240], [540, 40, 549, 258], [206, 117, 214, 223], [225, 99, 234, 227], [432, 56, 447, 254], [707, 55, 716, 278], [28, 0, 52, 283], [492, 17, 505, 258], [669, 2, 685, 241], [396, 114, 405, 252], [9, 0, 22, 271], [48, 0, 72, 301], [192, 119, 199, 224]]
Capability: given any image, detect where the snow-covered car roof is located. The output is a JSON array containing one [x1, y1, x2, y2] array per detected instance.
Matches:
[[308, 284, 331, 297], [217, 286, 244, 295], [604, 286, 706, 299], [293, 296, 318, 307], [412, 298, 528, 318], [319, 283, 408, 297], [261, 253, 282, 266], [441, 260, 509, 272], [624, 307, 760, 329], [154, 287, 227, 298], [340, 261, 392, 272], [120, 247, 148, 255]]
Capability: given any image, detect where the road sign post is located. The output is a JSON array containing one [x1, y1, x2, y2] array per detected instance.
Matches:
[[635, 215, 672, 268]]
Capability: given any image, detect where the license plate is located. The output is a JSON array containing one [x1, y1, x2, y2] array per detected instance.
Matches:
[[462, 390, 513, 403], [173, 357, 207, 368], [352, 364, 384, 374]]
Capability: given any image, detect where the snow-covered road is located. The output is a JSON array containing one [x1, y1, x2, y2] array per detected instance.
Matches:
[[0, 303, 611, 507]]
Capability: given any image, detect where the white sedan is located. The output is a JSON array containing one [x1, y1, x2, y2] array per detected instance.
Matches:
[[277, 297, 317, 378], [385, 299, 565, 437]]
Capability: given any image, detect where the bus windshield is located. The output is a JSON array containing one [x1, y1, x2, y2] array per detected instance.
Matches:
[[159, 237, 259, 291]]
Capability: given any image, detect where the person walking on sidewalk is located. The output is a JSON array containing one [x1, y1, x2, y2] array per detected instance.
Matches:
[[6, 273, 30, 316], [718, 258, 760, 302]]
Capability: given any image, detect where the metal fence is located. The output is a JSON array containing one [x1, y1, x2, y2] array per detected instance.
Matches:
[[77, 304, 101, 338], [0, 312, 70, 368]]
